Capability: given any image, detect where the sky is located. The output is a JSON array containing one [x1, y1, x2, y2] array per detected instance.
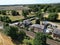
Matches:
[[0, 0, 60, 5]]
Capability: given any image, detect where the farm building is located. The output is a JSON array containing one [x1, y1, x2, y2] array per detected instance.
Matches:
[[52, 29, 60, 40], [30, 24, 44, 32]]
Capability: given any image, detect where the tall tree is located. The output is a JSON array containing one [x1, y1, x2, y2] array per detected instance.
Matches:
[[35, 11, 43, 24], [34, 32, 47, 45], [11, 10, 19, 16]]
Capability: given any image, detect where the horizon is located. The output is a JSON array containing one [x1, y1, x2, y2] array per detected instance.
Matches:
[[0, 0, 60, 5]]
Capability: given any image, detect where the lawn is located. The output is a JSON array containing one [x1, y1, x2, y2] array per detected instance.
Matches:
[[8, 15, 24, 21], [0, 15, 24, 21]]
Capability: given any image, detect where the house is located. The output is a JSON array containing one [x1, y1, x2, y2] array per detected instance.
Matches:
[[52, 29, 60, 40], [30, 24, 55, 34], [30, 24, 44, 32]]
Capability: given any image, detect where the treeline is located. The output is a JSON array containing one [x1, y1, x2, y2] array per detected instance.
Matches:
[[28, 4, 60, 13], [0, 16, 11, 23], [0, 10, 20, 16], [27, 4, 60, 22]]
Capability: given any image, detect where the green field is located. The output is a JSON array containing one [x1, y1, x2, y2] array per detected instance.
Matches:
[[0, 14, 35, 21]]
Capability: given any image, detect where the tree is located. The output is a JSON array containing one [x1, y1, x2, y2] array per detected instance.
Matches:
[[56, 8, 60, 12], [34, 32, 47, 45], [28, 5, 38, 12], [47, 7, 56, 13], [22, 10, 28, 19], [8, 26, 18, 40], [0, 16, 11, 23], [35, 12, 43, 24], [35, 18, 40, 24], [11, 10, 19, 16], [43, 5, 52, 12], [48, 13, 58, 21], [16, 12, 20, 15], [1, 10, 6, 15], [3, 23, 10, 35], [3, 24, 26, 43], [0, 11, 1, 14], [0, 16, 2, 21], [17, 30, 26, 43]]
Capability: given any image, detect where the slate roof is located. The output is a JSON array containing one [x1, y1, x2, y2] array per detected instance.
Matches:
[[53, 29, 60, 35], [31, 24, 44, 29], [23, 19, 32, 25]]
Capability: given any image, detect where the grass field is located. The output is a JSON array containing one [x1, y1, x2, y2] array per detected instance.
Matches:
[[43, 13, 60, 20], [0, 14, 35, 21], [0, 15, 24, 21], [8, 15, 24, 21]]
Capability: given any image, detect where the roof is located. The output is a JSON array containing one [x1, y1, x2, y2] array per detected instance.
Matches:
[[31, 24, 44, 29], [23, 19, 31, 25], [9, 22, 18, 26], [31, 24, 41, 28], [53, 29, 60, 35]]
